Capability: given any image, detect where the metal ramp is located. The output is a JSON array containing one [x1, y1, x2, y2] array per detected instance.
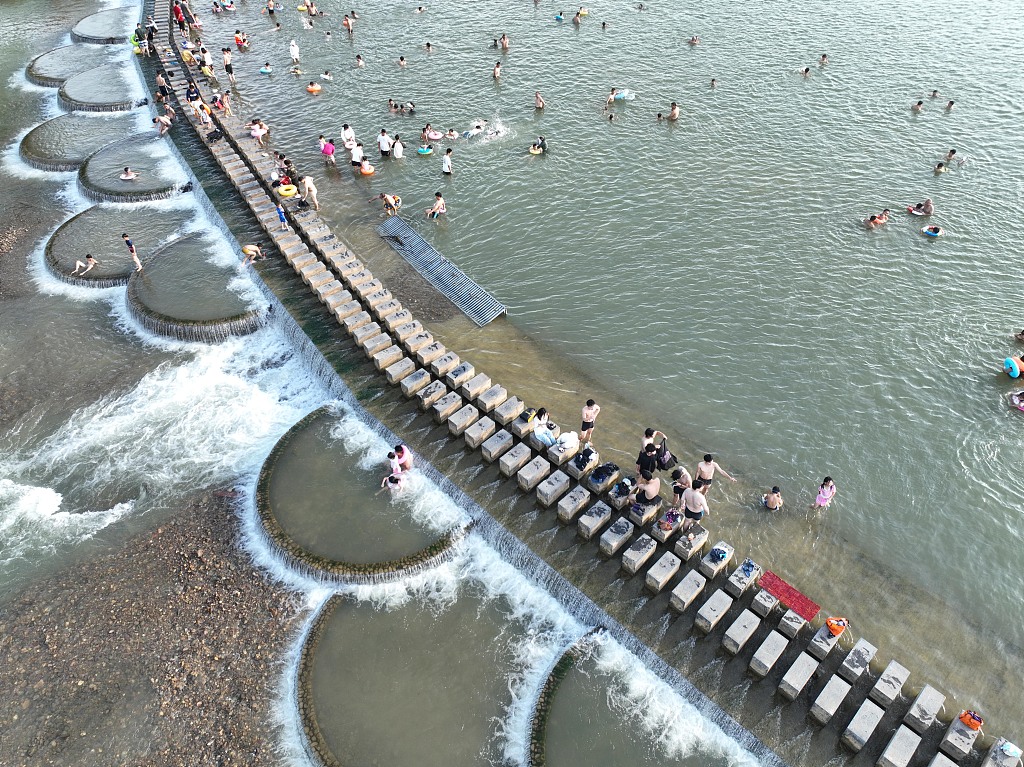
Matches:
[[376, 216, 507, 327]]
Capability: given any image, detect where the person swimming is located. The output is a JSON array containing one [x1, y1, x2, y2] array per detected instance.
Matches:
[[819, 53, 828, 65], [119, 166, 139, 180], [935, 162, 946, 174], [912, 100, 924, 112]]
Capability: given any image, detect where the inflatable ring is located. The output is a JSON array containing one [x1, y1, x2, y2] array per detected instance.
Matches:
[[1004, 357, 1021, 378], [133, 45, 142, 54], [1010, 392, 1024, 412], [307, 84, 321, 93], [528, 147, 543, 155], [906, 206, 926, 216], [343, 139, 356, 149], [417, 147, 433, 155], [426, 130, 442, 140], [278, 183, 298, 197], [297, 4, 307, 9], [579, 9, 589, 15], [392, 195, 402, 208], [921, 226, 943, 238], [360, 164, 375, 175], [259, 67, 272, 74]]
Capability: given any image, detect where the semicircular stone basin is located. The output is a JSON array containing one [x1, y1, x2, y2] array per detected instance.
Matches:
[[21, 113, 137, 172], [58, 62, 137, 112], [46, 204, 192, 287], [126, 232, 264, 340], [258, 408, 460, 576], [70, 6, 136, 44], [79, 133, 182, 202], [302, 586, 531, 767], [26, 44, 116, 87], [542, 649, 737, 767]]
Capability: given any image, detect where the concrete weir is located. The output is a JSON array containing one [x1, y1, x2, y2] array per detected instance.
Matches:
[[145, 13, 1022, 767]]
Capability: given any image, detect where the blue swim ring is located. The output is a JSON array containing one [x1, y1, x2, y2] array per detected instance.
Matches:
[[1004, 357, 1020, 378], [417, 146, 433, 155], [259, 67, 273, 74]]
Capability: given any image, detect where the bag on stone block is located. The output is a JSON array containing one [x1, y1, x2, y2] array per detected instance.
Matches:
[[206, 128, 224, 142]]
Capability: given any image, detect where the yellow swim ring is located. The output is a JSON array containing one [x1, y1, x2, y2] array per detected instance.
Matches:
[[279, 183, 298, 197]]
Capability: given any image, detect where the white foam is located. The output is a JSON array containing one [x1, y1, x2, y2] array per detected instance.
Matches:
[[0, 126, 79, 181]]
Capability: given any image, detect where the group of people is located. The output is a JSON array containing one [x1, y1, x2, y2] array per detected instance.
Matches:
[[379, 443, 414, 492]]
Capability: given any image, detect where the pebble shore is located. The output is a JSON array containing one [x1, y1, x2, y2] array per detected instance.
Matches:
[[0, 494, 307, 766]]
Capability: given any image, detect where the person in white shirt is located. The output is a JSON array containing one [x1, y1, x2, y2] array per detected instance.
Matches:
[[441, 147, 453, 175], [377, 128, 393, 157], [340, 123, 356, 144], [392, 134, 404, 158], [349, 142, 364, 167]]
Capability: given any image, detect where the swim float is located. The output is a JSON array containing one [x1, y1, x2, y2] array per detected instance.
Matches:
[[579, 8, 589, 15], [613, 89, 635, 100], [426, 129, 442, 140], [307, 83, 321, 93], [417, 146, 433, 155], [133, 46, 142, 55], [359, 164, 375, 175], [528, 147, 543, 155], [906, 206, 926, 216], [259, 66, 273, 74], [297, 4, 307, 9], [343, 139, 356, 149], [1004, 357, 1021, 378], [554, 14, 563, 20], [921, 226, 944, 238], [278, 183, 298, 197]]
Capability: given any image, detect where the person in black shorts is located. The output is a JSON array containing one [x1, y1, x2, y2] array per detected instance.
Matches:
[[635, 442, 657, 475]]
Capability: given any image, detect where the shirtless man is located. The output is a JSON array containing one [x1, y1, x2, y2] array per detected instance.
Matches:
[[680, 479, 709, 532], [493, 61, 501, 78], [921, 198, 935, 215], [152, 115, 173, 135], [395, 443, 414, 471], [695, 453, 736, 496], [628, 471, 661, 507], [300, 176, 320, 210], [762, 486, 784, 510], [425, 191, 446, 219], [71, 254, 99, 275], [641, 427, 666, 450], [580, 399, 600, 444], [371, 192, 401, 216], [499, 33, 510, 50], [122, 233, 143, 272], [241, 244, 264, 265], [535, 91, 545, 109], [912, 100, 924, 112], [668, 101, 679, 120]]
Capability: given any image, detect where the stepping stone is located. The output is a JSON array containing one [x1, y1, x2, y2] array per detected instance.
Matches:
[[536, 470, 569, 507], [416, 342, 446, 366], [392, 320, 424, 342], [493, 396, 524, 425], [608, 488, 633, 511], [417, 381, 447, 410], [779, 652, 819, 701], [460, 373, 491, 400], [673, 524, 709, 561], [481, 430, 514, 462], [599, 517, 634, 556], [430, 352, 460, 377], [464, 417, 496, 449], [499, 442, 532, 477], [810, 675, 852, 725], [939, 717, 981, 761], [904, 685, 945, 733], [842, 699, 886, 753], [361, 333, 392, 356], [669, 569, 706, 613], [343, 310, 371, 332], [930, 755, 960, 767], [372, 299, 403, 319], [870, 660, 911, 708], [584, 464, 620, 495], [364, 288, 393, 308], [432, 391, 463, 423], [722, 609, 760, 655], [445, 362, 476, 389], [751, 589, 779, 618], [446, 403, 478, 435], [557, 486, 591, 524], [724, 560, 762, 598], [621, 534, 657, 575], [400, 369, 431, 397], [698, 541, 734, 579], [477, 384, 507, 413], [353, 279, 385, 299], [650, 510, 682, 543], [372, 345, 403, 371], [324, 289, 354, 312], [526, 424, 559, 452], [695, 588, 734, 634], [577, 501, 612, 540], [314, 279, 344, 302], [333, 301, 363, 321], [628, 498, 662, 527], [877, 725, 922, 767], [778, 608, 807, 639], [345, 268, 373, 287], [807, 625, 840, 660], [839, 638, 877, 683], [352, 322, 382, 346], [565, 449, 598, 480], [509, 414, 536, 439], [749, 630, 789, 679], [403, 331, 434, 353], [518, 456, 552, 492], [547, 441, 580, 466], [383, 309, 413, 330], [645, 552, 680, 593], [385, 358, 416, 384], [980, 739, 1022, 767]]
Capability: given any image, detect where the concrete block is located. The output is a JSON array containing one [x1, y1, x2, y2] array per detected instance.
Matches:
[[372, 299, 402, 319], [724, 560, 762, 598], [645, 552, 680, 593], [904, 685, 945, 733], [352, 278, 383, 299], [628, 498, 662, 527], [299, 262, 328, 284], [403, 331, 434, 353], [779, 652, 819, 701], [430, 351, 461, 377], [808, 625, 840, 660], [518, 456, 552, 492], [621, 534, 657, 575], [417, 380, 447, 410], [363, 288, 393, 308], [698, 541, 735, 579], [343, 310, 372, 333], [526, 461, 569, 504], [695, 589, 734, 634], [509, 414, 536, 439], [751, 589, 780, 618], [669, 569, 706, 613], [481, 430, 514, 463], [315, 279, 344, 302], [839, 638, 878, 683], [385, 358, 416, 384], [307, 270, 334, 290], [870, 660, 911, 708], [392, 320, 423, 342], [464, 417, 496, 449], [333, 300, 362, 321], [673, 524, 709, 561], [361, 333, 392, 356], [650, 510, 682, 543], [461, 373, 492, 400], [877, 725, 922, 767], [445, 362, 475, 390], [584, 464, 620, 494], [843, 699, 886, 753], [400, 369, 431, 397], [372, 345, 403, 371], [547, 440, 579, 466], [723, 609, 761, 655], [324, 289, 354, 312], [565, 449, 598, 480], [981, 739, 1023, 767], [352, 322, 382, 346], [577, 501, 612, 540], [477, 384, 507, 413], [446, 403, 478, 435], [810, 676, 852, 725], [778, 609, 807, 640], [383, 309, 413, 331], [930, 754, 960, 767], [599, 517, 634, 557], [493, 396, 524, 425], [749, 630, 789, 679], [334, 258, 363, 277], [940, 718, 981, 761], [527, 425, 561, 453], [557, 486, 592, 523], [345, 268, 374, 287], [288, 251, 316, 269], [499, 442, 532, 476], [608, 486, 634, 511], [416, 342, 446, 366]]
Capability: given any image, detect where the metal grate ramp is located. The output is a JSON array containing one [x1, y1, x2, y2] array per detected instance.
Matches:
[[376, 216, 507, 327]]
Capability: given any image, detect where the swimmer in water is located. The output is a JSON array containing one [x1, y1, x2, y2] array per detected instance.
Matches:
[[535, 91, 545, 109], [800, 67, 811, 77], [819, 53, 828, 65], [499, 33, 509, 50], [415, 5, 425, 12], [325, 30, 331, 41], [944, 148, 958, 163], [945, 100, 955, 111], [919, 198, 935, 215], [120, 166, 139, 180], [865, 214, 882, 228], [710, 78, 717, 87], [606, 87, 619, 104], [607, 113, 615, 122], [493, 61, 501, 78], [388, 98, 399, 112], [656, 113, 663, 121], [398, 56, 407, 67], [425, 191, 446, 219], [322, 70, 332, 80], [912, 100, 924, 112], [601, 21, 607, 30], [668, 101, 679, 120], [425, 41, 433, 52], [877, 208, 891, 223], [356, 54, 365, 67], [934, 162, 946, 174], [930, 89, 940, 98], [491, 39, 499, 48], [342, 14, 353, 32], [71, 254, 100, 275], [636, 2, 646, 9], [350, 9, 359, 18], [688, 35, 700, 44], [445, 128, 458, 139], [573, 11, 581, 24]]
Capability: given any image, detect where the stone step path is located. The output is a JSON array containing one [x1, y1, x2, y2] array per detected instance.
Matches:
[[150, 16, 1021, 767]]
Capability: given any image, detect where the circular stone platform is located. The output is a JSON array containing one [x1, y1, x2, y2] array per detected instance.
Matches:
[[70, 6, 136, 44], [46, 204, 192, 288], [26, 44, 117, 87], [256, 407, 464, 578], [126, 232, 266, 340], [78, 133, 182, 202], [20, 113, 136, 172], [57, 62, 138, 112]]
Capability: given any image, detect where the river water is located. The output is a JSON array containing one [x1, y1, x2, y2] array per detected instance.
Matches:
[[1, 0, 1023, 760]]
